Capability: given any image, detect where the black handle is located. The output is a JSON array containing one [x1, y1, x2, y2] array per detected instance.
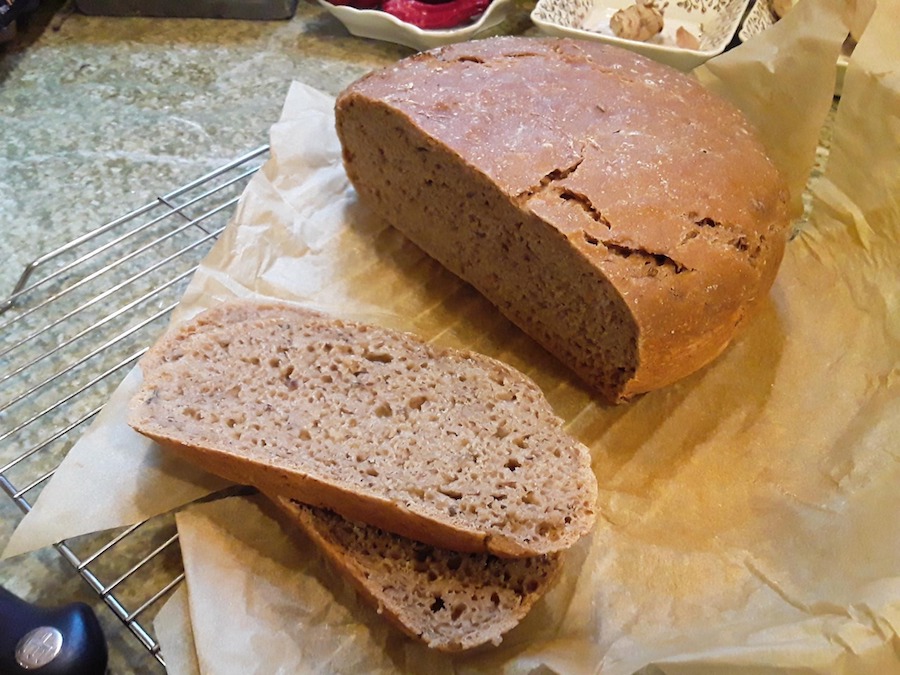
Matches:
[[0, 0, 41, 30], [0, 587, 108, 675]]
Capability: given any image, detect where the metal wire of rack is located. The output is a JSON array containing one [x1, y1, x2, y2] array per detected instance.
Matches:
[[0, 145, 269, 667]]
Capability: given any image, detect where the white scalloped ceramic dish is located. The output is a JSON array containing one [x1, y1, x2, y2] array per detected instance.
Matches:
[[530, 0, 751, 71], [317, 0, 514, 51], [739, 0, 852, 95]]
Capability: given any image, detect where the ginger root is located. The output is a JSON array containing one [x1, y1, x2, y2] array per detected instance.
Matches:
[[610, 0, 664, 42]]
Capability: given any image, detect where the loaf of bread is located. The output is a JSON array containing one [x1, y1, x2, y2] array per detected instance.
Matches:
[[274, 496, 560, 651], [128, 302, 597, 558], [336, 37, 791, 402]]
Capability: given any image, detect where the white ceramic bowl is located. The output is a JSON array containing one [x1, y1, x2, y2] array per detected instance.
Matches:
[[530, 0, 751, 71], [317, 0, 515, 51]]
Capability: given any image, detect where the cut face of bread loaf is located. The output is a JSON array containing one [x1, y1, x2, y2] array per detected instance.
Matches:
[[274, 497, 560, 652], [335, 36, 791, 402], [128, 302, 597, 558]]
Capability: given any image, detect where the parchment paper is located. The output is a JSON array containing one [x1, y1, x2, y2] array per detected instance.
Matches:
[[693, 0, 846, 217], [6, 0, 900, 670], [153, 585, 201, 675]]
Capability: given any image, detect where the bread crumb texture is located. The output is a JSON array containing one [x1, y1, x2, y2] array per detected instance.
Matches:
[[130, 303, 597, 557], [336, 37, 791, 402], [283, 499, 561, 652]]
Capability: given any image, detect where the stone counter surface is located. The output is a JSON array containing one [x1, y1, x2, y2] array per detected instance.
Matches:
[[0, 3, 532, 672]]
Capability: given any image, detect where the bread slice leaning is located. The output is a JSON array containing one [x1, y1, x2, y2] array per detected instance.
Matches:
[[128, 302, 597, 558], [273, 496, 560, 652]]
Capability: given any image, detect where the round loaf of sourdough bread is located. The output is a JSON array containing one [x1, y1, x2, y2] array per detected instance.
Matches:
[[336, 37, 791, 402]]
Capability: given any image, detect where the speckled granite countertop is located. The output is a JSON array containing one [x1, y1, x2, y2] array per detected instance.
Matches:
[[0, 3, 533, 672]]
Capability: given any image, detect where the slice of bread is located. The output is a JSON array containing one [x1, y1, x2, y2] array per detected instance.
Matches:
[[128, 302, 597, 558], [273, 496, 561, 652], [336, 37, 791, 403]]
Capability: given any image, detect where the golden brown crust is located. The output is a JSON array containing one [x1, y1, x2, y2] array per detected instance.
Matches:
[[336, 36, 791, 402]]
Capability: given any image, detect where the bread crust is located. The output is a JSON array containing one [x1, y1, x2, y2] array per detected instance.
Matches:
[[136, 429, 525, 555], [336, 37, 790, 402]]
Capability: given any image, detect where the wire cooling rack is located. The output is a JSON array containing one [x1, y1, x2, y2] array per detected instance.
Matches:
[[0, 145, 269, 667]]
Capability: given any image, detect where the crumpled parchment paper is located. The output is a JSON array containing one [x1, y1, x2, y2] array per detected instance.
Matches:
[[5, 0, 900, 670], [153, 585, 201, 675]]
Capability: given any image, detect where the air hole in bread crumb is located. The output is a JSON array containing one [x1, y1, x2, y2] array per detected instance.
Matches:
[[299, 429, 311, 441], [439, 488, 463, 500], [414, 546, 434, 563], [408, 395, 428, 410], [364, 350, 393, 363], [490, 592, 500, 606], [513, 436, 528, 449], [505, 458, 520, 471], [583, 231, 600, 246], [447, 555, 462, 571], [374, 402, 393, 418], [430, 596, 445, 613], [451, 604, 466, 620]]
